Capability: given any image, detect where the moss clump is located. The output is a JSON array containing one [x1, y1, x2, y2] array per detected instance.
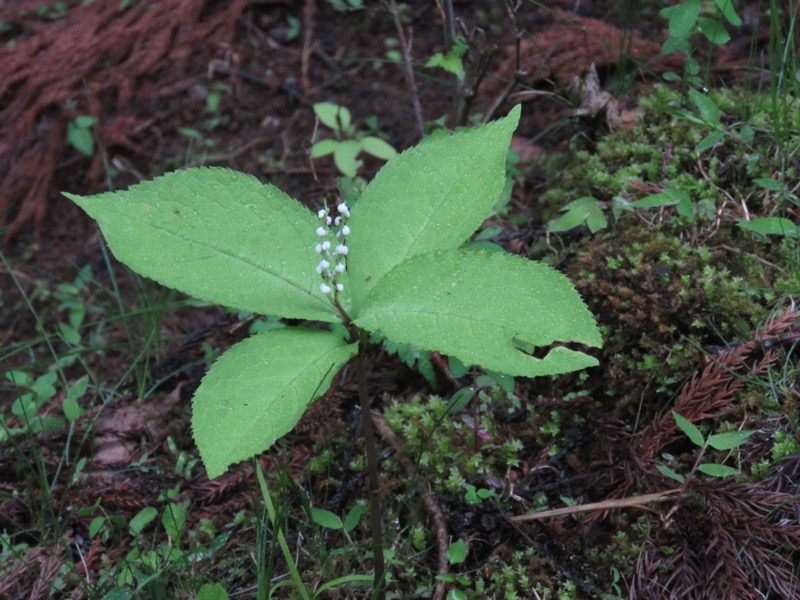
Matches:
[[530, 84, 798, 421]]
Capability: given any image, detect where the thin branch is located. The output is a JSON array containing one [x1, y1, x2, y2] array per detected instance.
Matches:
[[354, 330, 386, 599], [509, 489, 680, 522], [387, 0, 424, 137]]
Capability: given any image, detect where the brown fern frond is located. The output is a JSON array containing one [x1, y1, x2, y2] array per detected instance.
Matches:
[[657, 481, 800, 599], [629, 543, 666, 600], [638, 304, 798, 459]]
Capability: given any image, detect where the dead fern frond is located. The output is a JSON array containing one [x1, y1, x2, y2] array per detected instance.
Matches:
[[657, 481, 800, 600], [638, 305, 798, 459]]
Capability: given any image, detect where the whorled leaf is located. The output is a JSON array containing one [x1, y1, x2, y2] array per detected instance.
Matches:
[[192, 327, 357, 478], [354, 250, 601, 377], [65, 167, 339, 322], [346, 106, 520, 312]]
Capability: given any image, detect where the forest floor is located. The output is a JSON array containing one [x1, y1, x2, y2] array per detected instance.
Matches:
[[1, 1, 799, 599]]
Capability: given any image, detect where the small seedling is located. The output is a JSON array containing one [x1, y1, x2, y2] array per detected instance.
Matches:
[[660, 0, 742, 84], [426, 37, 469, 81], [310, 102, 397, 178], [658, 411, 754, 482], [67, 115, 97, 157]]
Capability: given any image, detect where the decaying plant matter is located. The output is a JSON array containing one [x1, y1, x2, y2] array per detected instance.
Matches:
[[0, 0, 248, 239], [597, 305, 800, 598]]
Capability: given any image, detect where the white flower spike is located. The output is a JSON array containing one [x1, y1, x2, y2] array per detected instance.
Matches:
[[313, 200, 351, 300]]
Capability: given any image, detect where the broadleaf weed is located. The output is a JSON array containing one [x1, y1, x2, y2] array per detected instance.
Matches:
[[65, 104, 602, 595]]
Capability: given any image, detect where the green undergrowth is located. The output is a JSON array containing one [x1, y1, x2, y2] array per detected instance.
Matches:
[[535, 83, 799, 421]]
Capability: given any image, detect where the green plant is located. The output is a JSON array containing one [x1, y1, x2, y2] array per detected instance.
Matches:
[[659, 0, 742, 85], [310, 102, 397, 178], [426, 37, 469, 81], [657, 411, 754, 483], [67, 115, 97, 157], [65, 105, 602, 594]]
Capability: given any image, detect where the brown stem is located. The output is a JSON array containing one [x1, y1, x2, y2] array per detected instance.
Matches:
[[354, 328, 386, 598]]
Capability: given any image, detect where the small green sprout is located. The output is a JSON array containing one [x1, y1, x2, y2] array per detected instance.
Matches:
[[657, 411, 754, 482], [310, 102, 397, 178]]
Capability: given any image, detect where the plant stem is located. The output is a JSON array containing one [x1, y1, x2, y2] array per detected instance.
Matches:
[[355, 328, 386, 598]]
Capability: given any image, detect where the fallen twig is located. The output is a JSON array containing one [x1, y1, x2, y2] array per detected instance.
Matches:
[[508, 489, 680, 522]]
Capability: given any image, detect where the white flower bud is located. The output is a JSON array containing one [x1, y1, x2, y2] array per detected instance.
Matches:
[[321, 240, 331, 251], [335, 262, 346, 273], [334, 216, 342, 226], [335, 244, 349, 255], [318, 259, 330, 270], [336, 283, 344, 292], [337, 203, 350, 217], [320, 283, 331, 294], [341, 225, 351, 236], [316, 226, 327, 237], [315, 243, 323, 254], [326, 216, 332, 225], [317, 209, 327, 219]]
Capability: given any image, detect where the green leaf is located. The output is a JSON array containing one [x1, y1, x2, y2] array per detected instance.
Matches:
[[162, 502, 187, 542], [359, 136, 397, 160], [656, 464, 685, 484], [689, 88, 721, 125], [548, 197, 601, 233], [346, 106, 520, 311], [448, 356, 468, 378], [310, 507, 343, 530], [6, 370, 32, 387], [67, 121, 95, 156], [89, 516, 106, 538], [62, 393, 84, 422], [354, 250, 601, 378], [697, 17, 730, 44], [192, 328, 357, 478], [129, 506, 158, 536], [314, 102, 351, 132], [194, 583, 229, 600], [32, 373, 57, 400], [585, 206, 608, 233], [672, 411, 704, 447], [333, 139, 363, 178], [696, 130, 724, 152], [65, 168, 339, 322], [446, 388, 474, 413], [662, 36, 691, 56], [447, 538, 467, 565], [178, 127, 203, 139], [698, 463, 740, 477], [310, 139, 338, 158], [707, 430, 753, 450], [101, 589, 133, 600], [685, 56, 700, 76], [426, 49, 465, 80], [343, 503, 362, 532], [738, 218, 800, 238], [753, 178, 784, 191], [739, 124, 754, 143], [661, 0, 700, 38], [446, 589, 468, 600], [632, 188, 689, 209], [714, 0, 741, 26]]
